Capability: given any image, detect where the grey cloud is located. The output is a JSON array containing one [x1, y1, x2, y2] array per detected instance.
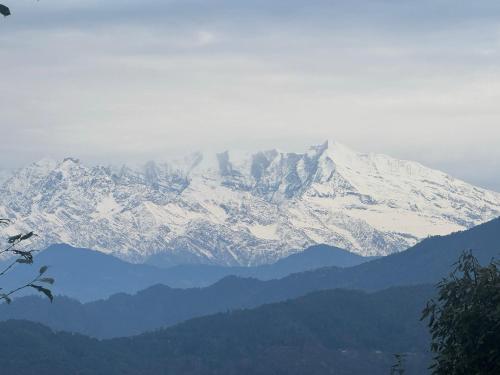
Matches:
[[1, 0, 500, 190]]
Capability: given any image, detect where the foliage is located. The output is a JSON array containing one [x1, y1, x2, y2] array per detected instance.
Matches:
[[0, 219, 54, 304], [0, 3, 10, 17], [421, 251, 500, 375]]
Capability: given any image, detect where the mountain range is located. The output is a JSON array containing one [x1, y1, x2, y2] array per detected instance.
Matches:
[[0, 243, 371, 301], [0, 285, 433, 375], [1, 141, 499, 265], [2, 217, 498, 339]]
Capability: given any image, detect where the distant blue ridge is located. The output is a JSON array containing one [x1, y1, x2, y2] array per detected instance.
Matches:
[[0, 243, 371, 302]]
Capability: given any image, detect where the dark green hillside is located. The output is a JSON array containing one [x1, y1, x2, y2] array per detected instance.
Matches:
[[0, 285, 434, 375]]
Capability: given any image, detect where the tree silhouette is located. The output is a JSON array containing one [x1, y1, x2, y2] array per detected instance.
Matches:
[[421, 251, 500, 374], [0, 219, 54, 304]]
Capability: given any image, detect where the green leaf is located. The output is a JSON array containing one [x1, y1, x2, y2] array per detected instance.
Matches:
[[0, 4, 11, 17], [30, 284, 53, 303], [39, 265, 49, 275], [7, 234, 22, 243], [20, 232, 35, 241]]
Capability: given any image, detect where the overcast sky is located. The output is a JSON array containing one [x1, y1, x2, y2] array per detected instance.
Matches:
[[1, 0, 499, 190]]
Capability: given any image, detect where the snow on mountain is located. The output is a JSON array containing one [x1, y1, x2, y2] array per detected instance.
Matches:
[[1, 141, 499, 266]]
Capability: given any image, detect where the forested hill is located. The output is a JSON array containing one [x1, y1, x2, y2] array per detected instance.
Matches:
[[0, 284, 434, 375], [0, 217, 498, 339]]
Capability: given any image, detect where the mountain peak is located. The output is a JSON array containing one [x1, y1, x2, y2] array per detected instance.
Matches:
[[0, 142, 499, 266], [62, 157, 80, 165]]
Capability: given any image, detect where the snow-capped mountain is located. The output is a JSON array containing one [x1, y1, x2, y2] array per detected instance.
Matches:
[[1, 141, 499, 266]]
